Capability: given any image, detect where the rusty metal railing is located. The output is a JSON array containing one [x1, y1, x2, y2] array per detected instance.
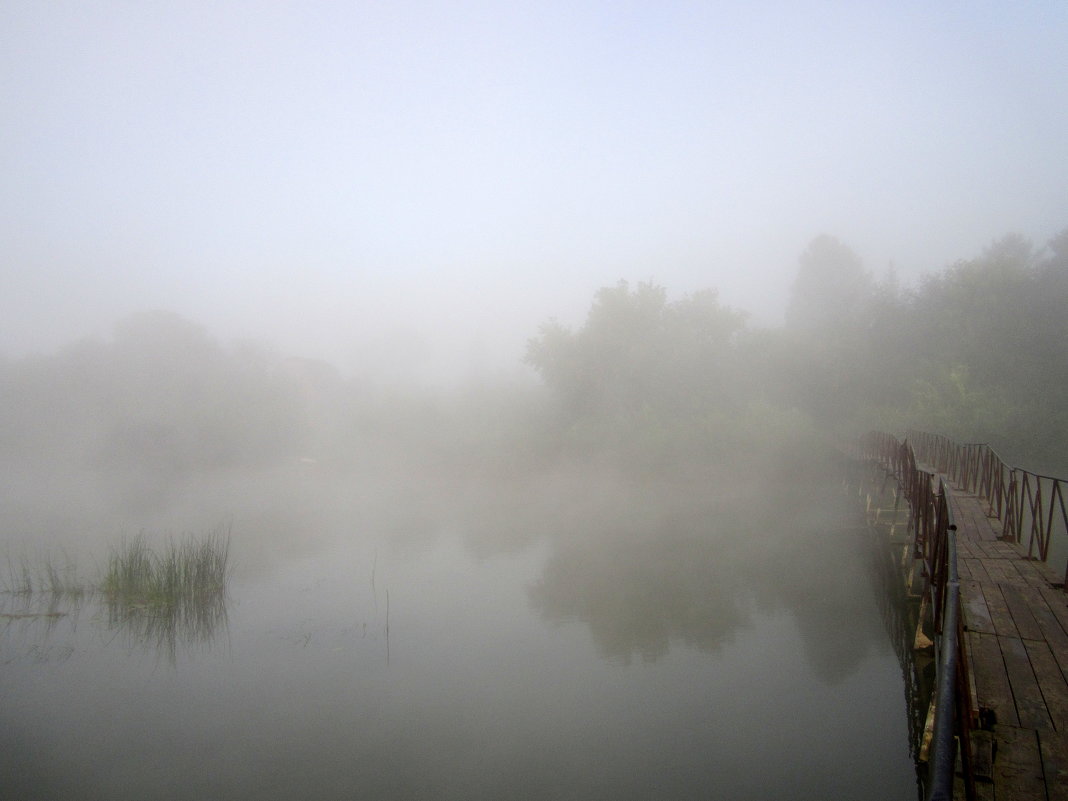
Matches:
[[862, 434, 962, 636], [861, 432, 973, 800], [906, 430, 1068, 587]]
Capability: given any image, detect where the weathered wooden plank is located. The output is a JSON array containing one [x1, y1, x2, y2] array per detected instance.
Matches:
[[965, 557, 995, 586], [1015, 585, 1068, 666], [961, 579, 996, 635], [999, 635, 1054, 731], [1038, 729, 1068, 801], [888, 476, 1068, 799], [966, 539, 998, 560], [973, 517, 1004, 542], [1022, 639, 1068, 731], [985, 560, 1020, 586], [968, 631, 1019, 728], [1001, 583, 1047, 642], [971, 517, 1003, 543], [1012, 558, 1059, 590], [993, 725, 1046, 801], [983, 584, 1023, 639], [969, 728, 995, 782], [1044, 634, 1068, 690], [958, 558, 974, 580], [989, 540, 1023, 556], [990, 552, 1028, 576], [1039, 586, 1068, 635]]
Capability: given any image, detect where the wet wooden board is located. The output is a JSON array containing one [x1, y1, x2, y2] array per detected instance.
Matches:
[[1023, 639, 1068, 730], [939, 481, 1068, 800], [982, 583, 1023, 639], [999, 635, 1054, 730], [880, 468, 1068, 799], [1013, 558, 1058, 590], [985, 559, 1022, 585], [1000, 583, 1047, 642], [969, 727, 995, 782], [961, 579, 996, 635], [1015, 585, 1068, 679], [964, 557, 995, 585], [993, 725, 1047, 801], [967, 630, 1019, 728], [1038, 729, 1068, 801], [1040, 586, 1068, 634]]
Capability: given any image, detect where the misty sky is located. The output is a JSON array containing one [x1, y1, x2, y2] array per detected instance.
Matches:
[[2, 1, 1065, 380]]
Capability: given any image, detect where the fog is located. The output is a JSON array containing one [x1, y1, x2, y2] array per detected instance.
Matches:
[[2, 2, 1067, 381], [3, 4, 1067, 798]]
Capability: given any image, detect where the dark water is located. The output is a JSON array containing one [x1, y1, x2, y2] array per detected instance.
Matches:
[[1, 465, 918, 800]]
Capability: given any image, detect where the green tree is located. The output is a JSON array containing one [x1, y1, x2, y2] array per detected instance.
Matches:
[[780, 236, 882, 431], [526, 281, 745, 420], [524, 281, 748, 460], [785, 235, 874, 335]]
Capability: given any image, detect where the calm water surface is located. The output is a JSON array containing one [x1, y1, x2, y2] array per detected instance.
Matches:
[[1, 469, 918, 800]]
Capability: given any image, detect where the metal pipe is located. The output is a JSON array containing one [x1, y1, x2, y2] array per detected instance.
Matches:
[[926, 521, 960, 801]]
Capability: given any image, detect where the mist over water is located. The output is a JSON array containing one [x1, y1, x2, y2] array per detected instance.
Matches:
[[5, 231, 1068, 799], [4, 3, 1066, 798], [1, 436, 916, 800]]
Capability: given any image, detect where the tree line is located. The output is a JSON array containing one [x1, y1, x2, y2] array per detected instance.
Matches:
[[2, 226, 1065, 487], [525, 227, 1068, 476]]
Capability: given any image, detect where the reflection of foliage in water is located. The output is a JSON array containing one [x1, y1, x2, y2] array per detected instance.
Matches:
[[530, 531, 752, 663], [1, 590, 83, 665], [524, 455, 892, 682], [104, 588, 228, 663], [1, 589, 228, 665], [1, 548, 86, 665]]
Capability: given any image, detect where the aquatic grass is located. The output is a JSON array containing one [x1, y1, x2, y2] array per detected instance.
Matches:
[[102, 530, 231, 610], [1, 552, 33, 596], [1, 548, 86, 599], [1, 529, 230, 607], [3, 530, 231, 661], [102, 529, 231, 662]]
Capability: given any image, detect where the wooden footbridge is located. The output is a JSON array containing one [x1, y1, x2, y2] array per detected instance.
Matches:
[[863, 431, 1068, 801]]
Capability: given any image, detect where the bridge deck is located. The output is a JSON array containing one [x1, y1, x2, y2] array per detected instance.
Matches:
[[950, 484, 1068, 801]]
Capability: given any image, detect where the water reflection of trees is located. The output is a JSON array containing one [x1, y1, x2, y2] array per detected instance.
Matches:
[[530, 532, 752, 663], [751, 522, 887, 685], [524, 475, 889, 682]]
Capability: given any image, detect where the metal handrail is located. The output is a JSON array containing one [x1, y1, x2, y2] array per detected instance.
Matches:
[[926, 486, 960, 801], [907, 430, 1068, 587], [861, 432, 972, 800]]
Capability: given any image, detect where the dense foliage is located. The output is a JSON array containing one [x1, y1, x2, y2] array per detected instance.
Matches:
[[525, 228, 1068, 476], [805, 229, 1068, 474]]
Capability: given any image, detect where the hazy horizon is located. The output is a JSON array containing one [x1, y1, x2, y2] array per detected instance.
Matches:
[[3, 2, 1066, 381]]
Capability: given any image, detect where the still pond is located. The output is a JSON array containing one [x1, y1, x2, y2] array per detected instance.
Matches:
[[1, 466, 918, 800]]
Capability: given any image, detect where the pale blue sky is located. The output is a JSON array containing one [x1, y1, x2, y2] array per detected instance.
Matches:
[[2, 1, 1065, 380]]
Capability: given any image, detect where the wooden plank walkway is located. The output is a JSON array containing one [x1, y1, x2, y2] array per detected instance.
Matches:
[[950, 483, 1068, 801]]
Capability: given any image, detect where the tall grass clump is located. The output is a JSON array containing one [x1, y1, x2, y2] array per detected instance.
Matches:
[[102, 530, 230, 609], [101, 530, 231, 661]]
